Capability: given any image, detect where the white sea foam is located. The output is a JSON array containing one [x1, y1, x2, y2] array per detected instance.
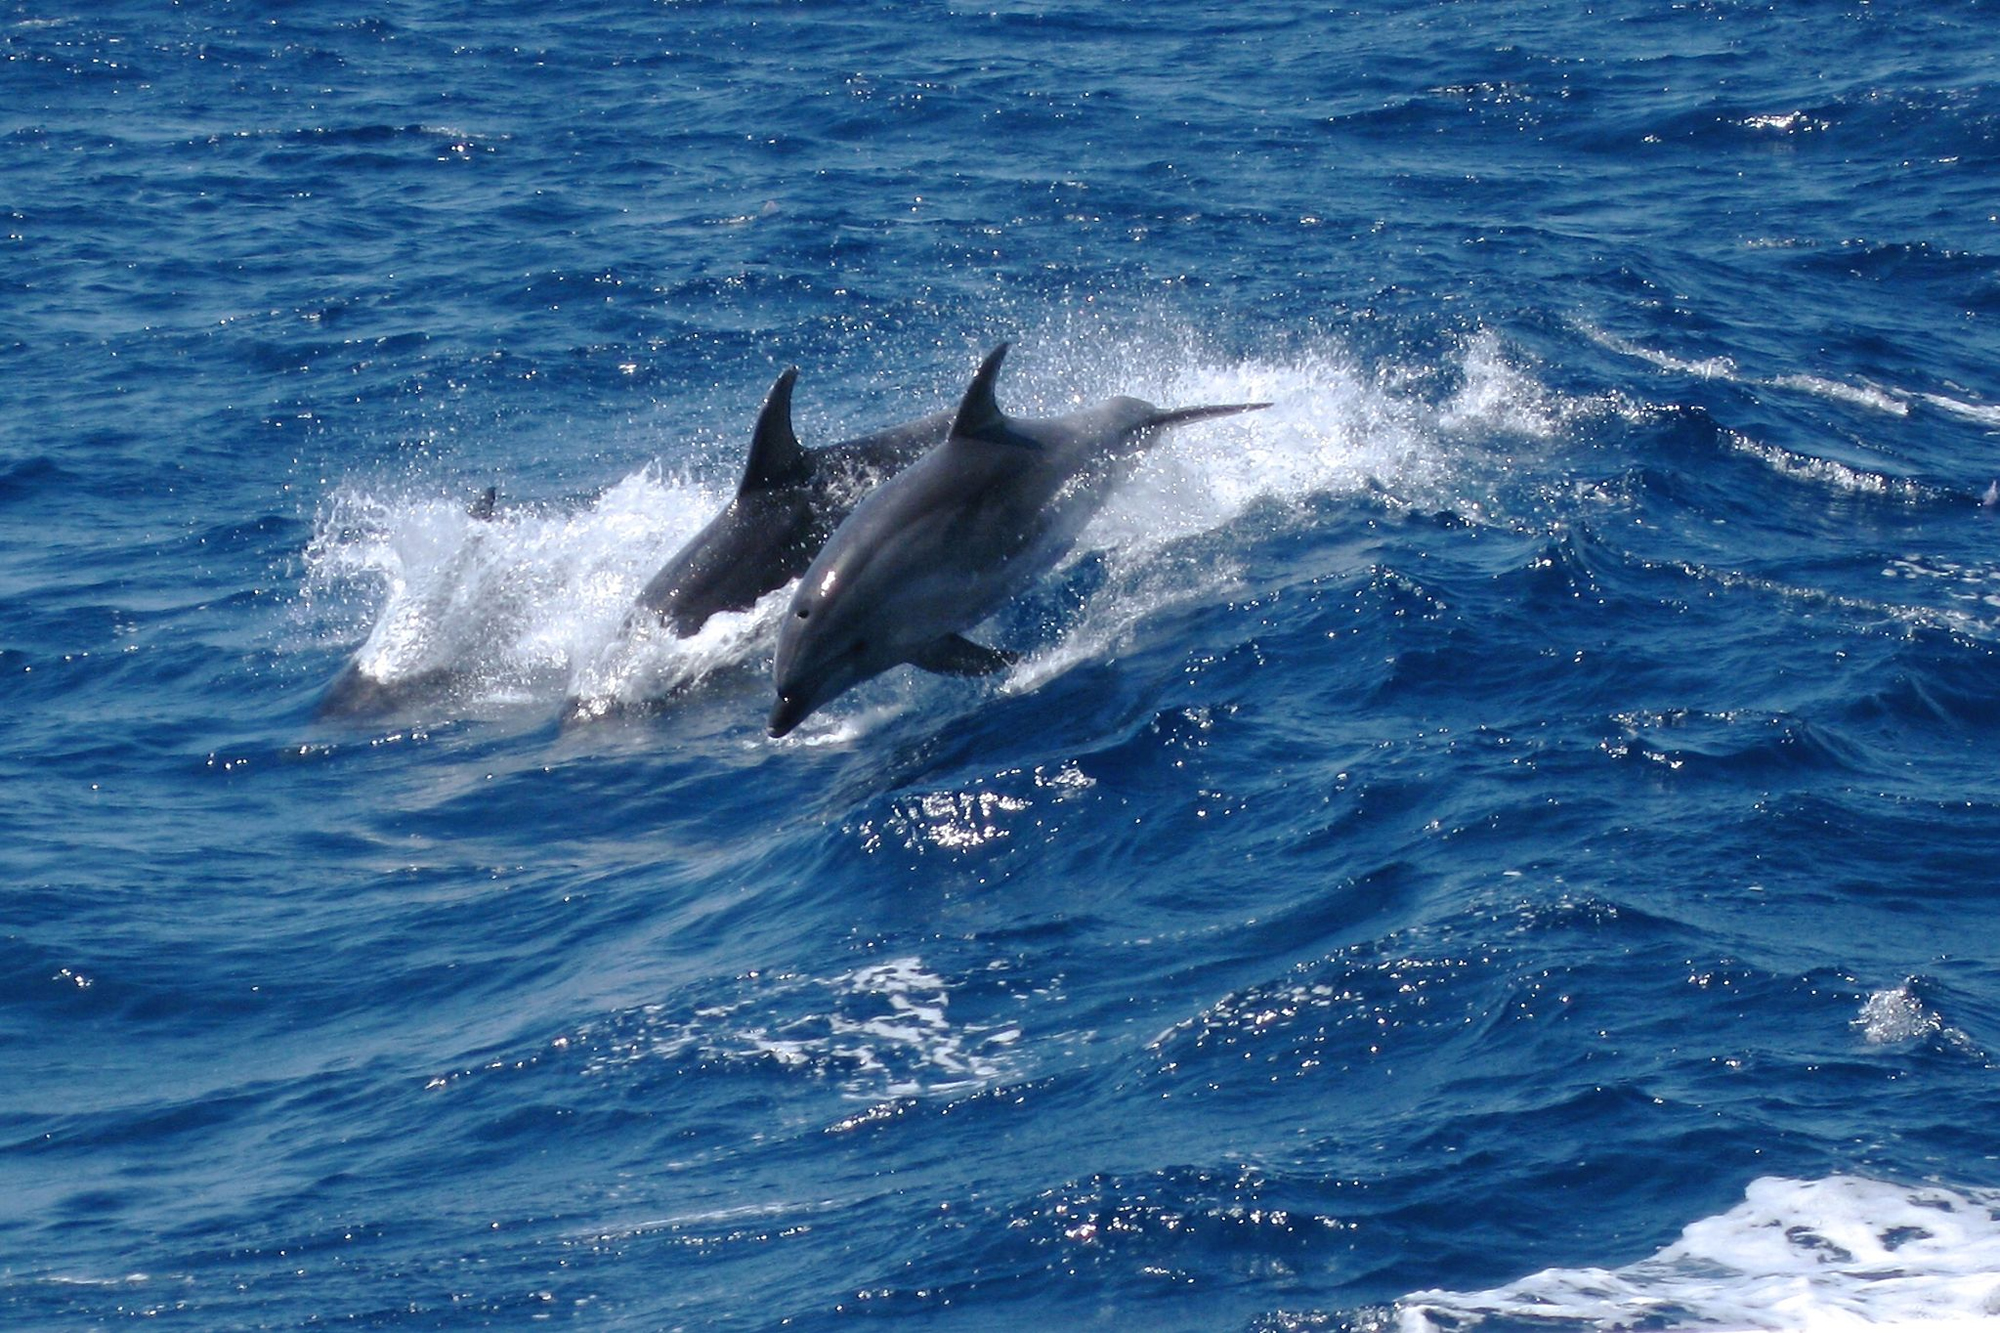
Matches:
[[1583, 324, 1740, 381], [1881, 554, 2000, 618], [1441, 330, 1585, 438], [304, 466, 716, 715], [1742, 110, 1832, 135], [564, 587, 786, 721], [1724, 435, 1917, 499], [1857, 984, 1942, 1045], [1853, 981, 1985, 1060], [560, 956, 1021, 1099], [305, 330, 1579, 723], [1579, 323, 1955, 426], [1392, 1175, 2000, 1333], [1770, 374, 1911, 417], [1005, 329, 1564, 697], [1591, 323, 2000, 442], [1919, 393, 2000, 427], [850, 770, 1094, 855]]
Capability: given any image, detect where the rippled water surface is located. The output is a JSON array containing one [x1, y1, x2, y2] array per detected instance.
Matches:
[[6, 2, 2000, 1329]]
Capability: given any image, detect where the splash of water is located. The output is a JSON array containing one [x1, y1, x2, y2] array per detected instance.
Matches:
[[1392, 1175, 2000, 1332], [303, 330, 1581, 726]]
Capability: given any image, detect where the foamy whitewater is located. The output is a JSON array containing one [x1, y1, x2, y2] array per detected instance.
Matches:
[[303, 332, 1564, 731], [1395, 1177, 2000, 1333]]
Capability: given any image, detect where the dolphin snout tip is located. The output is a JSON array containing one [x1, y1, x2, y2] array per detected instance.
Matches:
[[767, 693, 806, 739]]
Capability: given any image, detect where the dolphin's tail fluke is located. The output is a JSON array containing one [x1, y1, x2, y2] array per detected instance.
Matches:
[[1146, 401, 1272, 432]]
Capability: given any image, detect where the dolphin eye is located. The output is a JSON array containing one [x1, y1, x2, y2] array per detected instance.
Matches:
[[795, 608, 809, 619]]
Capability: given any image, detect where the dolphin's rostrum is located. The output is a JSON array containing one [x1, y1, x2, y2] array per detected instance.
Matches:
[[768, 344, 1269, 737], [637, 368, 952, 637]]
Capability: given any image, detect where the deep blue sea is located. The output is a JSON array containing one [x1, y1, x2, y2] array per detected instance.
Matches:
[[7, 2, 2000, 1328]]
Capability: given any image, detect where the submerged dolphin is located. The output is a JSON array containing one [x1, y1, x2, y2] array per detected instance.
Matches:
[[767, 344, 1269, 737], [317, 486, 501, 719], [637, 369, 953, 636]]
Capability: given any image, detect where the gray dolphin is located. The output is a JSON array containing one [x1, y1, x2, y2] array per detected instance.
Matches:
[[637, 368, 953, 636], [317, 486, 501, 719], [767, 344, 1269, 737]]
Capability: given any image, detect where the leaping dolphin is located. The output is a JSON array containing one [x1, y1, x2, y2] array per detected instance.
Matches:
[[637, 369, 953, 636], [767, 344, 1269, 737]]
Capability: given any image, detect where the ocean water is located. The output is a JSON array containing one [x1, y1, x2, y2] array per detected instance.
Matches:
[[5, 1, 2000, 1329]]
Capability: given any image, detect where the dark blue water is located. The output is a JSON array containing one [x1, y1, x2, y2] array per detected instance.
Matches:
[[7, 3, 2000, 1328]]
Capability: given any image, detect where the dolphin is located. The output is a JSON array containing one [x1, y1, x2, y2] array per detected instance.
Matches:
[[636, 368, 953, 637], [317, 659, 458, 717], [767, 344, 1269, 737], [316, 486, 502, 719]]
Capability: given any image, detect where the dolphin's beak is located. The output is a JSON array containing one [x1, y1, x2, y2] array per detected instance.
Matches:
[[767, 691, 811, 739]]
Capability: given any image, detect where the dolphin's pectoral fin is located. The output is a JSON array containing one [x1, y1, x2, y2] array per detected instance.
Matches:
[[910, 633, 1019, 677]]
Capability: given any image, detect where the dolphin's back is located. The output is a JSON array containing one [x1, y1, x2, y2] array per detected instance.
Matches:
[[811, 408, 955, 500], [640, 380, 952, 637]]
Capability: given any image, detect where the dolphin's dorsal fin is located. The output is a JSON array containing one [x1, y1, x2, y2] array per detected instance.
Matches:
[[739, 367, 813, 494], [950, 343, 1035, 447]]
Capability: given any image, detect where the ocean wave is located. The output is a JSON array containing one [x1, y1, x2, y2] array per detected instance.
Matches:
[[1392, 1175, 2000, 1333]]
